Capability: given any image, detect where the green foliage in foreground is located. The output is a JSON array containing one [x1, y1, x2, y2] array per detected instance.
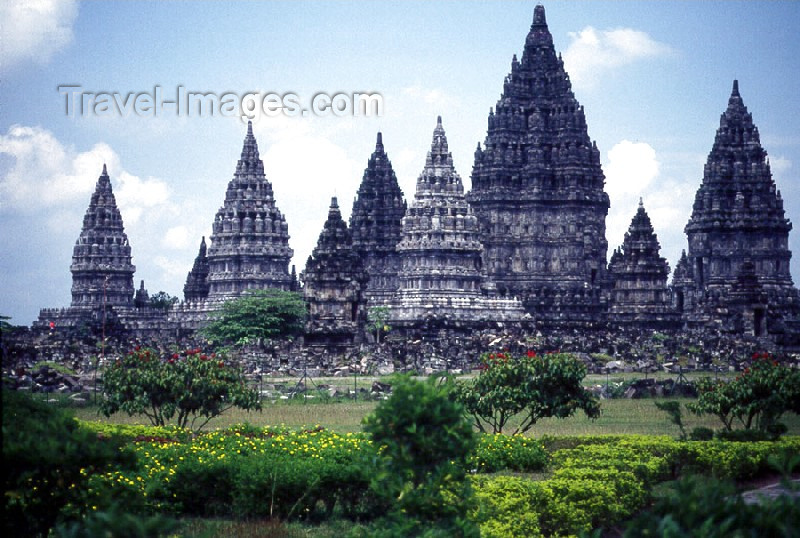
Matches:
[[100, 347, 260, 431], [12, 403, 800, 537], [201, 289, 306, 346], [363, 375, 479, 536], [2, 391, 137, 537], [455, 351, 601, 434], [623, 473, 800, 537]]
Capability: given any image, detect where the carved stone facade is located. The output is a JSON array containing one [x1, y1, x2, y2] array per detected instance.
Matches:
[[466, 4, 609, 329], [677, 80, 800, 337], [183, 237, 210, 302], [349, 133, 406, 305], [26, 7, 800, 350], [36, 165, 137, 331], [608, 200, 678, 328], [389, 117, 525, 327], [301, 197, 368, 346], [206, 121, 294, 299], [70, 164, 136, 308]]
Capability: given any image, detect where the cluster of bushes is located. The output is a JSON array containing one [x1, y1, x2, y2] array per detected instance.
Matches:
[[472, 435, 800, 537]]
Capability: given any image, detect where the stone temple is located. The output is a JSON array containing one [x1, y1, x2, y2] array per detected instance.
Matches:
[[205, 121, 294, 299], [36, 165, 137, 331], [349, 133, 407, 306], [608, 200, 677, 328], [674, 80, 800, 339], [29, 5, 800, 350], [466, 4, 609, 330], [301, 197, 368, 346], [388, 117, 525, 328]]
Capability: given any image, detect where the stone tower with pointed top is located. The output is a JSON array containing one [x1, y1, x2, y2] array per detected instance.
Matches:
[[681, 80, 799, 336], [183, 237, 210, 302], [349, 132, 406, 305], [301, 197, 368, 345], [608, 200, 678, 327], [390, 117, 525, 326], [69, 164, 136, 308], [466, 4, 609, 329], [206, 121, 294, 298]]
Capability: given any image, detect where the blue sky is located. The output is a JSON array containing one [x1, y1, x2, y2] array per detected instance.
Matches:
[[2, 0, 799, 324]]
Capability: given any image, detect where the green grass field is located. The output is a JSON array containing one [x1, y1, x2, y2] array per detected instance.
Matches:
[[68, 397, 800, 437]]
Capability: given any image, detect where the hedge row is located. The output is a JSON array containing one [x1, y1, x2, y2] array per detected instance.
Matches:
[[80, 422, 799, 532]]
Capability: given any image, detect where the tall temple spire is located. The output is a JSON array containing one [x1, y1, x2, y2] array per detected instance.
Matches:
[[608, 201, 675, 327], [302, 196, 367, 344], [467, 3, 609, 328], [70, 166, 136, 307], [206, 122, 293, 299], [390, 117, 524, 325], [350, 131, 406, 304], [681, 80, 799, 335], [184, 236, 210, 301]]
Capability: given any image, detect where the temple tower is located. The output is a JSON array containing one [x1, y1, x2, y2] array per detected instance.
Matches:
[[301, 197, 368, 345], [349, 132, 406, 305], [183, 237, 210, 302], [608, 200, 677, 328], [206, 121, 294, 299], [389, 117, 525, 327], [466, 4, 609, 329], [69, 164, 136, 308], [682, 80, 799, 335]]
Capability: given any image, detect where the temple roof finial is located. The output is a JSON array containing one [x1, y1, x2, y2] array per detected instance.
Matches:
[[376, 131, 384, 151], [331, 196, 338, 209], [102, 163, 108, 175], [732, 79, 739, 97], [639, 197, 644, 208], [533, 4, 547, 27]]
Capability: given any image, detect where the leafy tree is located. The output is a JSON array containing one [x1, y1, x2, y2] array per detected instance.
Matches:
[[149, 291, 179, 311], [201, 289, 306, 346], [3, 391, 136, 537], [687, 353, 800, 433], [455, 351, 600, 435], [363, 375, 479, 536], [100, 347, 261, 431], [367, 306, 391, 344]]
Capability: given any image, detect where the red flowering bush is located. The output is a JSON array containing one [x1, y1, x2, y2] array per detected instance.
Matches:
[[455, 351, 600, 435], [688, 353, 800, 434], [100, 347, 260, 431]]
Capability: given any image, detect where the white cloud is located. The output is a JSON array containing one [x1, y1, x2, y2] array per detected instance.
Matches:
[[605, 140, 659, 201], [563, 26, 673, 87], [161, 226, 192, 250], [0, 0, 78, 70], [0, 125, 171, 224], [253, 121, 362, 273], [770, 155, 792, 177]]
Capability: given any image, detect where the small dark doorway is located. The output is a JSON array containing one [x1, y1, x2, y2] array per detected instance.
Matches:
[[753, 308, 765, 337]]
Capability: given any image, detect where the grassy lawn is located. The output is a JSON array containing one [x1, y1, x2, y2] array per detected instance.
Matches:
[[68, 396, 800, 437]]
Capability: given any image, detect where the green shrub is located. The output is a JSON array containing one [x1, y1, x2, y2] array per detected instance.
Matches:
[[2, 391, 137, 537], [472, 434, 549, 473], [623, 474, 800, 537], [51, 503, 178, 538], [689, 426, 714, 441], [364, 375, 478, 536], [471, 476, 548, 538]]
